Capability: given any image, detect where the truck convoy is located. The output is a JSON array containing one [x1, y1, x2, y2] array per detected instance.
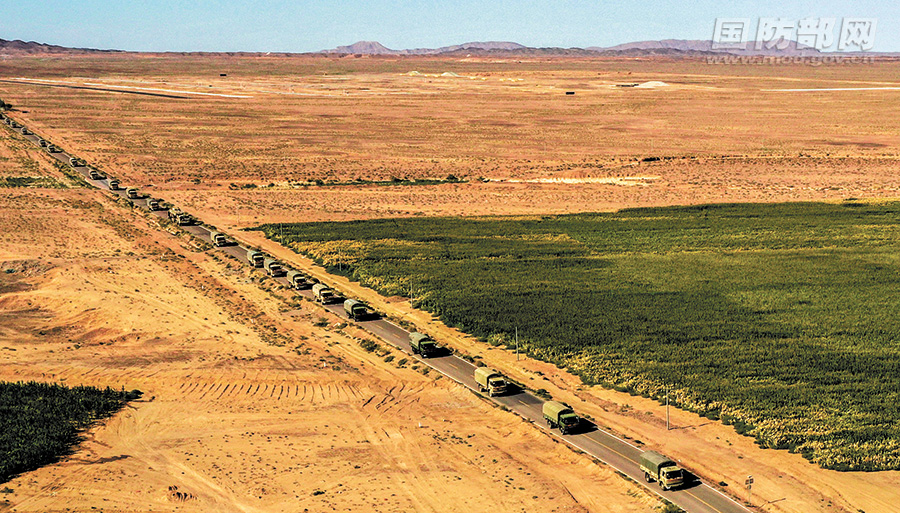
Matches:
[[287, 270, 314, 290], [474, 367, 508, 397], [408, 332, 439, 358], [312, 283, 338, 304], [639, 451, 685, 491], [264, 258, 285, 277], [247, 250, 265, 268], [343, 299, 375, 321], [542, 401, 580, 435], [210, 232, 228, 247]]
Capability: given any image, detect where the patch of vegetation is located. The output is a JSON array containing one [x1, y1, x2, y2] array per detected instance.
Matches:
[[0, 176, 65, 188], [297, 175, 467, 188], [262, 201, 900, 471], [1, 382, 140, 483]]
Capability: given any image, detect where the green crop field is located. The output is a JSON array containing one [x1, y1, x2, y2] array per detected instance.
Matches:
[[0, 382, 140, 483], [260, 201, 900, 471]]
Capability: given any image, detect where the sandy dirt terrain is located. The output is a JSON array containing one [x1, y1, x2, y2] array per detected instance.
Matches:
[[0, 159, 655, 511], [2, 54, 900, 513]]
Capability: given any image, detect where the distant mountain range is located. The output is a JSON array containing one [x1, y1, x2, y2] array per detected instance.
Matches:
[[0, 37, 894, 57], [0, 38, 123, 55], [323, 39, 866, 57]]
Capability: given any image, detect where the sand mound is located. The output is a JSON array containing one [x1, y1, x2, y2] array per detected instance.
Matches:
[[635, 81, 669, 88]]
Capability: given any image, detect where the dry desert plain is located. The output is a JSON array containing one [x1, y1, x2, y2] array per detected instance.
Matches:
[[1, 54, 900, 513]]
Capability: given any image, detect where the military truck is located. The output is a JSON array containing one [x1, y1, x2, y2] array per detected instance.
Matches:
[[312, 283, 338, 304], [287, 270, 313, 290], [21, 128, 31, 135], [47, 145, 61, 153], [542, 401, 580, 435], [343, 299, 375, 321], [38, 139, 47, 147], [264, 258, 285, 277], [69, 157, 82, 167], [474, 367, 508, 397], [125, 187, 140, 199], [639, 451, 684, 491], [247, 250, 265, 268], [167, 208, 192, 226], [210, 231, 228, 247], [88, 169, 106, 180], [408, 332, 439, 358], [108, 178, 120, 190], [147, 198, 162, 211]]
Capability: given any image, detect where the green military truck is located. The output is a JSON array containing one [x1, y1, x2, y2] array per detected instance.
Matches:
[[287, 270, 313, 290], [639, 451, 685, 491], [210, 231, 228, 247], [108, 178, 120, 190], [88, 169, 106, 180], [46, 145, 61, 153], [312, 283, 338, 304], [474, 367, 508, 397], [167, 208, 191, 225], [408, 332, 439, 358], [146, 198, 161, 210], [264, 258, 285, 277], [542, 401, 580, 435], [126, 187, 140, 199], [247, 250, 265, 268], [343, 299, 375, 321]]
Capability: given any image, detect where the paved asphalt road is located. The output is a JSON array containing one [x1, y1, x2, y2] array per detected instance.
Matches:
[[5, 115, 753, 513]]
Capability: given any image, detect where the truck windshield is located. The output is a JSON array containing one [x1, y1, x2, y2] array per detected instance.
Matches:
[[489, 379, 505, 387], [664, 470, 683, 480], [561, 416, 578, 426]]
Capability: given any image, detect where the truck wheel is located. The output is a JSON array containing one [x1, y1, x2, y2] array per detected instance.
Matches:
[[644, 472, 651, 482], [659, 481, 666, 490]]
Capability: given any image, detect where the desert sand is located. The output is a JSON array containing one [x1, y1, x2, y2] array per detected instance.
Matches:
[[2, 54, 900, 513]]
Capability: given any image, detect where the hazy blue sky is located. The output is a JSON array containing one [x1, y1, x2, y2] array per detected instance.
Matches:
[[2, 0, 897, 52]]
